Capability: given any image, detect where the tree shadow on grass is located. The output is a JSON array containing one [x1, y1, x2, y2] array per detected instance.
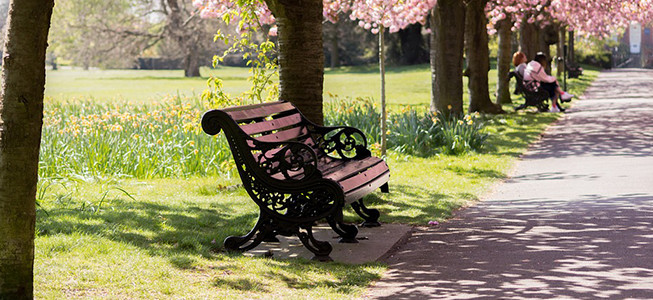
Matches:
[[37, 198, 258, 261], [36, 192, 383, 295]]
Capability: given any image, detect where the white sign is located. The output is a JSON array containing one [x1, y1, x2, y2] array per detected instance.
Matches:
[[630, 22, 642, 54]]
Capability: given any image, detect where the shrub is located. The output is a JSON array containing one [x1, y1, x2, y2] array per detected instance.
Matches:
[[325, 96, 488, 157]]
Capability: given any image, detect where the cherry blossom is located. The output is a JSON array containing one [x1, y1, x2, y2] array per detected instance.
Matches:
[[193, 0, 437, 34]]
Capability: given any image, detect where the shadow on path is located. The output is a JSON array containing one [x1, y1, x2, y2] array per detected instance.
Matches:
[[373, 194, 653, 299], [365, 69, 653, 299]]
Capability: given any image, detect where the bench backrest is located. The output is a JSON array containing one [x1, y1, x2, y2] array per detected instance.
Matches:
[[202, 101, 324, 183]]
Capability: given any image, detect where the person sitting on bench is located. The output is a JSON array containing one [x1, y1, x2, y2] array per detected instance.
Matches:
[[512, 51, 528, 77], [523, 52, 574, 112]]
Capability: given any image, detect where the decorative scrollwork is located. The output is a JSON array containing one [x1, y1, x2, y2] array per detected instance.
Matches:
[[314, 126, 370, 159], [245, 176, 337, 222], [251, 141, 319, 181]]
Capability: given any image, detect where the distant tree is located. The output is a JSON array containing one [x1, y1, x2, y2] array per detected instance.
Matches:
[[49, 0, 219, 76], [397, 24, 429, 65], [323, 17, 378, 68], [0, 0, 54, 298]]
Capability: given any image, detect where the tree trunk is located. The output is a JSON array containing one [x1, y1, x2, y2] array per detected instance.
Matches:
[[266, 0, 324, 124], [429, 0, 465, 115], [184, 47, 201, 77], [519, 19, 540, 60], [496, 18, 513, 105], [0, 0, 54, 298], [399, 24, 428, 65], [465, 0, 503, 113], [568, 30, 575, 64], [166, 0, 201, 78], [540, 24, 559, 74], [539, 36, 551, 74], [326, 21, 339, 68]]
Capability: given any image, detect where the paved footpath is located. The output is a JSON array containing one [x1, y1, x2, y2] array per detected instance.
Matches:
[[364, 69, 653, 299]]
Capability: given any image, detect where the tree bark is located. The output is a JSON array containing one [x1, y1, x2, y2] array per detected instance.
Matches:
[[398, 24, 428, 65], [568, 30, 575, 64], [496, 18, 513, 105], [0, 0, 54, 298], [184, 47, 201, 77], [166, 0, 202, 77], [266, 0, 324, 124], [429, 0, 465, 115], [519, 19, 540, 60], [465, 0, 503, 113]]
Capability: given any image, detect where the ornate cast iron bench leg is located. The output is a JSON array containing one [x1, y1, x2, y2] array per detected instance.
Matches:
[[351, 198, 381, 228], [297, 224, 333, 261], [326, 210, 359, 243], [223, 210, 274, 252]]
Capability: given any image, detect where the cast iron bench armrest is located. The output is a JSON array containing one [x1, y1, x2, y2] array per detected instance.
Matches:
[[248, 138, 321, 182], [311, 125, 371, 160]]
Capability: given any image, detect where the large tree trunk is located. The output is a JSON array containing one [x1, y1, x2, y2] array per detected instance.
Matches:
[[496, 18, 513, 105], [0, 0, 54, 298], [519, 19, 540, 60], [540, 25, 558, 74], [465, 0, 503, 113], [429, 0, 465, 115], [398, 24, 428, 65], [266, 0, 324, 124]]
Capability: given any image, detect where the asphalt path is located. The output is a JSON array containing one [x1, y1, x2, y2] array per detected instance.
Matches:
[[364, 69, 653, 299]]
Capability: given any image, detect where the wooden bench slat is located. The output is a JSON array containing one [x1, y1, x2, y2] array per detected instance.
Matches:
[[337, 161, 390, 193], [344, 171, 391, 203], [225, 102, 296, 122], [255, 126, 309, 143], [322, 157, 384, 182], [240, 113, 303, 136]]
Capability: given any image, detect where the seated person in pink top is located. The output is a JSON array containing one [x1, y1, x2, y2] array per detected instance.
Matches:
[[523, 52, 574, 112]]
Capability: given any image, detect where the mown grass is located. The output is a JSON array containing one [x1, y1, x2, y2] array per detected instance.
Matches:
[[35, 64, 599, 299], [45, 64, 472, 109]]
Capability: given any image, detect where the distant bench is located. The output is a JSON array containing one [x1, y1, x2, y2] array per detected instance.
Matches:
[[201, 101, 390, 260], [509, 71, 551, 112], [566, 62, 583, 79]]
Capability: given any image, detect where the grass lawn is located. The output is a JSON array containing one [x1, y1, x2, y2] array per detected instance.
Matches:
[[35, 64, 599, 299], [45, 64, 457, 109]]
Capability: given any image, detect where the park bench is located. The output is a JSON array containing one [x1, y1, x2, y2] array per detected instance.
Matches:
[[566, 62, 583, 78], [201, 101, 390, 260], [509, 71, 551, 112]]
